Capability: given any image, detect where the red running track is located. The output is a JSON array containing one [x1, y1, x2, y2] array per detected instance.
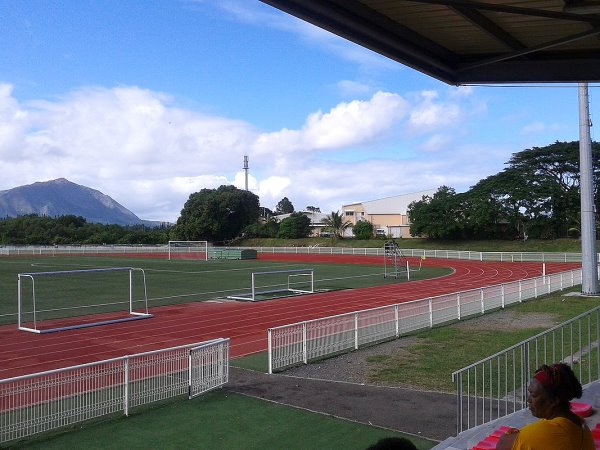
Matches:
[[0, 254, 579, 379]]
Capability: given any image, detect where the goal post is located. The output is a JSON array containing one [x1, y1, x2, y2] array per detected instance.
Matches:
[[227, 269, 314, 301], [17, 267, 152, 334], [168, 241, 208, 261]]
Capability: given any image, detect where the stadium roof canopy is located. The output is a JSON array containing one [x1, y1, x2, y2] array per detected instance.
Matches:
[[259, 0, 600, 85]]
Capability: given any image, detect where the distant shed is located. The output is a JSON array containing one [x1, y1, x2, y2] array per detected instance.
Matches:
[[209, 248, 257, 260]]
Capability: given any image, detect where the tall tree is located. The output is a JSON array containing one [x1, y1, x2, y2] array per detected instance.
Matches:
[[175, 185, 259, 242], [323, 211, 352, 239], [275, 197, 294, 214], [277, 212, 312, 238], [469, 141, 600, 238], [407, 186, 464, 239]]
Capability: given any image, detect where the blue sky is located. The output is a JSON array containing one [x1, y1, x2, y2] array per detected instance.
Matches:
[[1, 0, 598, 222]]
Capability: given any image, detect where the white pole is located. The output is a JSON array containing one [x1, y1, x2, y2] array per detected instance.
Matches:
[[578, 83, 599, 294]]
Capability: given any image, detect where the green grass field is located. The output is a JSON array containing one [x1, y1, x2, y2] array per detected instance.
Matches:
[[6, 391, 436, 450], [0, 254, 449, 326]]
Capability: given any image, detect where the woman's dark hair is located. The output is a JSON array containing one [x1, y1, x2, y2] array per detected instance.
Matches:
[[534, 363, 582, 402]]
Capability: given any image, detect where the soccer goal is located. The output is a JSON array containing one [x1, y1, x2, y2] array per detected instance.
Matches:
[[168, 241, 208, 261], [227, 269, 314, 301], [17, 267, 152, 333]]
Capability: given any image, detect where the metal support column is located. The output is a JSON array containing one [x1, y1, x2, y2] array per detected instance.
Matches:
[[578, 83, 599, 294]]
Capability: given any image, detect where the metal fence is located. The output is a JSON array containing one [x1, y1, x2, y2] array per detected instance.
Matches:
[[0, 338, 229, 444], [451, 308, 600, 434], [0, 244, 588, 263], [268, 269, 583, 374]]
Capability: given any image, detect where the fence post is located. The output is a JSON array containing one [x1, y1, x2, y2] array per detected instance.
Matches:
[[501, 285, 505, 309], [429, 298, 433, 328], [268, 329, 273, 374], [519, 280, 522, 302], [457, 293, 461, 320], [480, 288, 485, 314], [303, 322, 307, 364], [355, 312, 359, 349], [124, 357, 129, 416], [395, 304, 399, 337]]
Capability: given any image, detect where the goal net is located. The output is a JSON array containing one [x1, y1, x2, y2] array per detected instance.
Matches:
[[168, 241, 208, 261], [227, 269, 314, 301], [18, 267, 152, 333]]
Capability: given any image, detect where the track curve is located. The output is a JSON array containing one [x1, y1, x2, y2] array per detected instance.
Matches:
[[0, 255, 579, 379]]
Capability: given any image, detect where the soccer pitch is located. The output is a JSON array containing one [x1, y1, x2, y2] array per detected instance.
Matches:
[[0, 254, 450, 327]]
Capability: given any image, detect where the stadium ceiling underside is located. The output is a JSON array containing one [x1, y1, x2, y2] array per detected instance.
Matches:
[[259, 0, 600, 85]]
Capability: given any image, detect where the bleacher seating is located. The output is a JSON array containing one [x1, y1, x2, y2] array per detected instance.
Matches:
[[471, 405, 597, 450]]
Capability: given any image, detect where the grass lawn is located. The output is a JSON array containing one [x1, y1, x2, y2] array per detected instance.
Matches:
[[365, 290, 600, 391], [239, 237, 589, 253], [6, 391, 436, 450]]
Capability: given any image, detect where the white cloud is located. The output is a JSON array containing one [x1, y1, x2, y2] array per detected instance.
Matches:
[[0, 83, 29, 159], [408, 90, 463, 133], [254, 91, 409, 155], [419, 134, 451, 153], [0, 83, 506, 222]]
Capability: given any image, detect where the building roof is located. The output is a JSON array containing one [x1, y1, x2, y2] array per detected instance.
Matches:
[[344, 189, 437, 214], [274, 210, 329, 224], [260, 0, 600, 85]]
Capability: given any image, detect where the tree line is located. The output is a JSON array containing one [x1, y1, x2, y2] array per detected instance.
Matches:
[[408, 141, 600, 240], [0, 214, 171, 245], [1, 140, 595, 244]]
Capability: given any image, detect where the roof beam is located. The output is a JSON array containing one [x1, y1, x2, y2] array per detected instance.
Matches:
[[405, 0, 600, 24], [260, 0, 459, 82], [450, 5, 526, 51]]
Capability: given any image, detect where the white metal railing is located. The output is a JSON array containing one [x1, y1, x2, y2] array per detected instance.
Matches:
[[0, 338, 229, 444], [451, 308, 600, 434], [0, 245, 590, 263], [267, 269, 583, 374]]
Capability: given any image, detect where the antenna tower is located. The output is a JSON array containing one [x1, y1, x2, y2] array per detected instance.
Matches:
[[243, 155, 249, 191]]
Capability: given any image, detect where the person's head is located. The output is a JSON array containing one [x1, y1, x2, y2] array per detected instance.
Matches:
[[366, 437, 417, 450], [527, 363, 583, 419]]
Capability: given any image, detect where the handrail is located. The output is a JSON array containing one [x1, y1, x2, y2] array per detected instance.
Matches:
[[451, 306, 600, 434]]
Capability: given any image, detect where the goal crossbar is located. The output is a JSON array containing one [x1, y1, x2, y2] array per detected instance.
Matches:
[[227, 269, 314, 302], [18, 267, 152, 334]]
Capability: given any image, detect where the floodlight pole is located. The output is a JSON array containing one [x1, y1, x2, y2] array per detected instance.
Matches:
[[578, 82, 599, 295]]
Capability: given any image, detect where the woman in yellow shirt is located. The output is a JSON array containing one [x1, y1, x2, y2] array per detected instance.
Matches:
[[496, 363, 595, 450]]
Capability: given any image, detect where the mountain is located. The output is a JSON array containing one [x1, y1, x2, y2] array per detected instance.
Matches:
[[0, 178, 163, 226]]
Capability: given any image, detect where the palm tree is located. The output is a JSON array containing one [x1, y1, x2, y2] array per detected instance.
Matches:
[[323, 211, 352, 239]]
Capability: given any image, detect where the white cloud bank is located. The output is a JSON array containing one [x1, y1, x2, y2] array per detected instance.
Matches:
[[0, 82, 508, 222]]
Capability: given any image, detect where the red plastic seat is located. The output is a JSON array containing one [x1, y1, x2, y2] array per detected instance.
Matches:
[[570, 401, 593, 417], [471, 438, 497, 450], [489, 425, 512, 438]]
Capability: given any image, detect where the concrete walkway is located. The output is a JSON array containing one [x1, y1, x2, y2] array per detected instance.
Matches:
[[225, 368, 600, 449]]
